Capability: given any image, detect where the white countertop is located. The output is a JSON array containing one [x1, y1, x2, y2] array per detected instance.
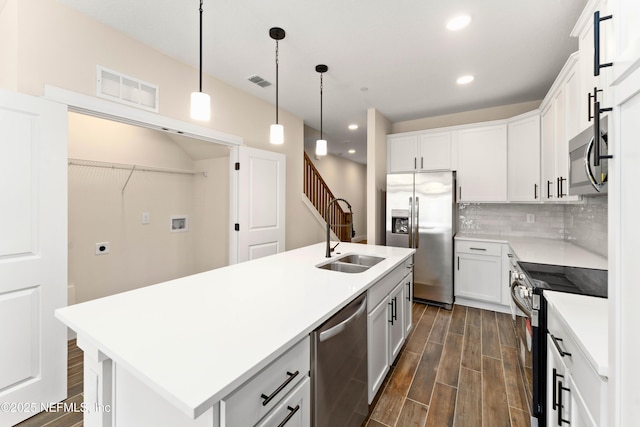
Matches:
[[455, 233, 608, 269], [55, 243, 414, 419], [543, 291, 608, 377]]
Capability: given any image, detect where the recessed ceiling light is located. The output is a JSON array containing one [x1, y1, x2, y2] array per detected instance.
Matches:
[[447, 15, 471, 31], [348, 124, 358, 130], [456, 75, 474, 85], [348, 149, 356, 154]]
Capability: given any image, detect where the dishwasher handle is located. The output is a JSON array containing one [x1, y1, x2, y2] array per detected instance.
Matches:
[[319, 297, 367, 342]]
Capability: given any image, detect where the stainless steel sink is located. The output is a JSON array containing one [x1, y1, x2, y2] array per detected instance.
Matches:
[[317, 254, 386, 273], [337, 254, 385, 267], [318, 262, 369, 273]]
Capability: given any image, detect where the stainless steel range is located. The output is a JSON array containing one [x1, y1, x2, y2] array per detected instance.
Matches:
[[509, 254, 607, 427]]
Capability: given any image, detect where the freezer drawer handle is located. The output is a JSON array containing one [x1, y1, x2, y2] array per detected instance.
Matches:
[[261, 371, 300, 406], [277, 405, 300, 427], [550, 334, 572, 358]]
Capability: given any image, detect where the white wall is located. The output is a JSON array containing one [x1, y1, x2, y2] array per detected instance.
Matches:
[[67, 113, 229, 303], [367, 108, 391, 245], [8, 0, 322, 253], [6, 0, 326, 275], [303, 147, 367, 241], [391, 100, 541, 134]]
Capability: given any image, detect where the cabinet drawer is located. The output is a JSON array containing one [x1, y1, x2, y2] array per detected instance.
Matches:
[[256, 376, 310, 427], [368, 263, 406, 312], [456, 240, 502, 257], [221, 337, 310, 426], [547, 307, 607, 424]]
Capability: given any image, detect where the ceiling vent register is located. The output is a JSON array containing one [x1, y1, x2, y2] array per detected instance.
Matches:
[[96, 65, 159, 112], [247, 75, 272, 88]]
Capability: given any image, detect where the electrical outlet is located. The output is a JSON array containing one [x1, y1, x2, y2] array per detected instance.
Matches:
[[526, 214, 535, 224], [95, 242, 110, 255], [142, 212, 150, 224]]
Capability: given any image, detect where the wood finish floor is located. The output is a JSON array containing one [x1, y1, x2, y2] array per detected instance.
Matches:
[[366, 303, 531, 427], [13, 304, 529, 427], [15, 339, 84, 427]]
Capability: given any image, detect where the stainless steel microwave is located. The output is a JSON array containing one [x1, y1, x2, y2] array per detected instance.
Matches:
[[569, 116, 608, 195]]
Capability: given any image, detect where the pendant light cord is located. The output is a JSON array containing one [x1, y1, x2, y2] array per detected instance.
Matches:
[[275, 40, 279, 124], [198, 0, 203, 93], [320, 72, 324, 139]]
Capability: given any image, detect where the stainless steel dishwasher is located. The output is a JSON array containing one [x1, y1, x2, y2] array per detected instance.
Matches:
[[311, 292, 368, 427]]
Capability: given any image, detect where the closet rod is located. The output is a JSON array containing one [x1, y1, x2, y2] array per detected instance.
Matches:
[[68, 158, 206, 177]]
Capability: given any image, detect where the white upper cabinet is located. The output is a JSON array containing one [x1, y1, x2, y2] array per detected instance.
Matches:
[[508, 112, 541, 202], [572, 0, 615, 136], [387, 134, 419, 173], [540, 54, 582, 202], [387, 131, 452, 173], [458, 124, 508, 202], [610, 0, 640, 83], [418, 132, 451, 171]]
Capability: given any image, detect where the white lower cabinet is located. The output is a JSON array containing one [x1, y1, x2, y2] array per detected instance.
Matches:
[[367, 293, 390, 404], [455, 240, 503, 304], [388, 281, 405, 362], [255, 377, 310, 427], [403, 272, 413, 337], [547, 302, 607, 426], [221, 337, 310, 427], [367, 259, 413, 403]]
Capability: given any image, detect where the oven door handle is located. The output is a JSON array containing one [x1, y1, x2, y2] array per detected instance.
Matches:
[[510, 281, 532, 318]]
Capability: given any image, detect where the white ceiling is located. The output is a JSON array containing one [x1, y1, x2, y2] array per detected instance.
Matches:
[[58, 0, 587, 164]]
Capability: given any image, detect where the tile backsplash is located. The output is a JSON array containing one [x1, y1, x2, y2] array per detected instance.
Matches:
[[458, 196, 608, 257]]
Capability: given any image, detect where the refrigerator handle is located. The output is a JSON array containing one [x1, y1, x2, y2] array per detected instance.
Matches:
[[408, 197, 413, 248], [414, 197, 420, 249]]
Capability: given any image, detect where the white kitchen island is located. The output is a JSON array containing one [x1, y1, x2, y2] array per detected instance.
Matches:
[[55, 243, 414, 427]]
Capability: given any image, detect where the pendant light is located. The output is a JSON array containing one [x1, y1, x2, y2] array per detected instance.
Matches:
[[315, 64, 328, 156], [269, 27, 286, 145], [190, 0, 210, 121]]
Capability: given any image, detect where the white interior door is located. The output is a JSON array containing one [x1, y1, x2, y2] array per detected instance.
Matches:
[[235, 146, 286, 263], [0, 89, 68, 426]]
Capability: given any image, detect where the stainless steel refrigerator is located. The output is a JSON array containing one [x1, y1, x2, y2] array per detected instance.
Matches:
[[386, 172, 456, 308]]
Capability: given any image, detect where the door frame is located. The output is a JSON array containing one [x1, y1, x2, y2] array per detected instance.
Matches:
[[44, 85, 246, 267]]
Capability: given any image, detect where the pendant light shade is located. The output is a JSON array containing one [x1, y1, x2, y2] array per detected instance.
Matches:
[[315, 64, 328, 156], [190, 0, 210, 121], [270, 123, 284, 145], [191, 91, 210, 121], [269, 27, 286, 145], [315, 139, 327, 156]]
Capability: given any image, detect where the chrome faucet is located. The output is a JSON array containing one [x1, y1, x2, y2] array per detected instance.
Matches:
[[326, 198, 355, 257]]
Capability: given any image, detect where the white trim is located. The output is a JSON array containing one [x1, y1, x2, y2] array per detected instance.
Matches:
[[229, 147, 240, 265], [43, 85, 244, 147]]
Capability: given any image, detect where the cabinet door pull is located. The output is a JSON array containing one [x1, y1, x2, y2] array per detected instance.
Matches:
[[457, 256, 460, 271], [557, 380, 571, 426], [593, 100, 614, 167], [552, 368, 564, 410], [421, 157, 424, 169], [388, 300, 393, 326], [458, 186, 462, 200], [261, 371, 299, 406], [406, 281, 411, 301], [594, 11, 613, 76], [469, 247, 487, 251], [277, 405, 301, 427], [534, 183, 538, 199], [414, 157, 417, 170], [547, 180, 553, 199], [550, 334, 572, 358], [559, 177, 566, 198]]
